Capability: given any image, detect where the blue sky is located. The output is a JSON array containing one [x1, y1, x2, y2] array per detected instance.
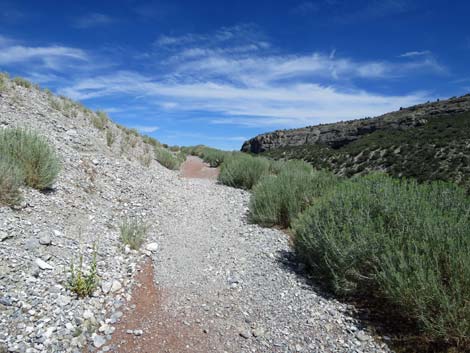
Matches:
[[1, 0, 469, 150]]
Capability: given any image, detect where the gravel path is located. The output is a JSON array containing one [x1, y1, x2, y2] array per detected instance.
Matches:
[[108, 158, 391, 353]]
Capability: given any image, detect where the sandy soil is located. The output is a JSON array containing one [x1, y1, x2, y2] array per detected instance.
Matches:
[[105, 259, 211, 353], [180, 156, 219, 179]]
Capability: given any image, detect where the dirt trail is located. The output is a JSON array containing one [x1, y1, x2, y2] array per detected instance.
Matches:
[[106, 157, 389, 353], [180, 155, 219, 179]]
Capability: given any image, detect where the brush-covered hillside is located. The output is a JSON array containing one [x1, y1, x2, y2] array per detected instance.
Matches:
[[242, 94, 470, 188]]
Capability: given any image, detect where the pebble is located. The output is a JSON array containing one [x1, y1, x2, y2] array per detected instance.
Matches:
[[34, 258, 53, 270], [145, 243, 159, 252], [92, 334, 106, 348], [38, 232, 52, 246]]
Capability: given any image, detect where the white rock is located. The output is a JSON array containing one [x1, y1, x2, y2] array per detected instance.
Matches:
[[57, 295, 71, 306], [110, 280, 122, 293], [92, 334, 106, 348], [39, 232, 52, 245], [83, 310, 94, 320], [35, 258, 53, 270], [101, 281, 112, 294], [0, 231, 13, 242], [146, 243, 159, 252]]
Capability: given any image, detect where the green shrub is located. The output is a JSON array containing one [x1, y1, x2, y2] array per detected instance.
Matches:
[[106, 130, 115, 147], [250, 165, 336, 227], [91, 111, 109, 130], [0, 128, 60, 190], [218, 154, 271, 189], [0, 73, 8, 92], [200, 147, 229, 167], [49, 97, 63, 111], [12, 77, 32, 88], [119, 218, 148, 250], [68, 247, 99, 298], [142, 135, 161, 148], [292, 173, 470, 343], [0, 157, 24, 206], [154, 147, 183, 170]]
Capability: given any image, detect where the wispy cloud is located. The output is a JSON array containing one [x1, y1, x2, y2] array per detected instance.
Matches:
[[131, 125, 160, 133], [73, 13, 115, 29], [6, 25, 445, 131], [59, 70, 431, 127], [56, 23, 448, 128], [399, 50, 432, 58], [0, 36, 88, 70]]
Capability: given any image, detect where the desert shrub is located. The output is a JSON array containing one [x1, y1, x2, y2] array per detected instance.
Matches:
[[154, 147, 182, 170], [142, 135, 161, 148], [12, 77, 32, 88], [106, 130, 115, 147], [0, 157, 24, 206], [138, 153, 153, 167], [91, 111, 109, 130], [0, 128, 60, 190], [119, 218, 148, 250], [68, 247, 99, 298], [218, 154, 271, 189], [250, 165, 336, 227], [292, 173, 470, 343], [200, 147, 229, 167], [49, 97, 63, 111], [0, 72, 8, 92]]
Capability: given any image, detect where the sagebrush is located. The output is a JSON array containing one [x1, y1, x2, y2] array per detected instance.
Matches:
[[292, 173, 470, 344], [0, 128, 60, 190], [0, 157, 24, 206], [250, 162, 336, 227], [218, 153, 271, 189]]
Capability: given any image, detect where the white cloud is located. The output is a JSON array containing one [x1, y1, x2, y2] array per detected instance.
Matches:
[[399, 50, 432, 58], [6, 27, 446, 131], [73, 13, 115, 29], [132, 125, 160, 133], [59, 70, 431, 128], [0, 37, 88, 70]]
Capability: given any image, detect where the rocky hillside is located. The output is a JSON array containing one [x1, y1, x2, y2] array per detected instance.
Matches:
[[242, 94, 470, 152], [0, 75, 180, 352], [242, 94, 470, 187]]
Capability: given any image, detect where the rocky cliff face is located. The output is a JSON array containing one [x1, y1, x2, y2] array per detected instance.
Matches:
[[241, 94, 470, 153]]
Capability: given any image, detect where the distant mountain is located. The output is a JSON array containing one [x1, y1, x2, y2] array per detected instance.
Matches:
[[241, 94, 470, 187]]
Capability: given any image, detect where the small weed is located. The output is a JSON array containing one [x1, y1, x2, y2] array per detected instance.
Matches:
[[119, 218, 148, 250], [67, 246, 99, 298]]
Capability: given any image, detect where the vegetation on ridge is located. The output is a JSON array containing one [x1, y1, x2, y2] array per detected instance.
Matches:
[[262, 111, 470, 190]]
